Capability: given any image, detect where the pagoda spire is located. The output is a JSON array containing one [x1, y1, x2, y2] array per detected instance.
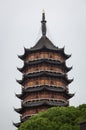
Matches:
[[41, 10, 47, 36]]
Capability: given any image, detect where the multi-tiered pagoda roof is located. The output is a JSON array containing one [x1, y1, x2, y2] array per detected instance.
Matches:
[[14, 12, 74, 128]]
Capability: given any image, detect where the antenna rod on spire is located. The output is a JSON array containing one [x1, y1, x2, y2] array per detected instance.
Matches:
[[41, 10, 47, 36]]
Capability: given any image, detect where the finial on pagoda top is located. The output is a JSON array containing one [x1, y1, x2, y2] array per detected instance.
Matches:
[[42, 9, 45, 13], [42, 9, 45, 20], [41, 10, 47, 36]]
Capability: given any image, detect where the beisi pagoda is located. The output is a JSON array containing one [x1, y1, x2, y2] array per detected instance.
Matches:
[[14, 12, 74, 127]]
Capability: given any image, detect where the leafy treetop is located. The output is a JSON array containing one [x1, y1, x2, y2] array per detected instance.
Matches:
[[18, 104, 86, 130]]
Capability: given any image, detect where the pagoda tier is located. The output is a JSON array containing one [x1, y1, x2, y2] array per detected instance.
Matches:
[[16, 85, 68, 99], [20, 85, 67, 93], [14, 12, 74, 127], [18, 42, 71, 62], [15, 90, 74, 101], [16, 71, 73, 86], [15, 99, 69, 113], [17, 59, 72, 74]]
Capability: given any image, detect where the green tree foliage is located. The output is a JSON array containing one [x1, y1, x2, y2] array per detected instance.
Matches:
[[18, 104, 86, 130]]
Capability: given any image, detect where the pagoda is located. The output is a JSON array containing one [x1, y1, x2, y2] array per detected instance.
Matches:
[[14, 12, 74, 127]]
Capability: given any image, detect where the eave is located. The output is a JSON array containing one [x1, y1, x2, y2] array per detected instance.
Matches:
[[15, 93, 23, 99], [23, 71, 66, 78], [19, 71, 73, 85], [23, 99, 69, 107], [13, 122, 21, 128], [24, 85, 66, 93], [16, 79, 23, 85], [67, 93, 75, 99], [21, 114, 37, 122], [14, 107, 23, 114], [15, 86, 67, 100], [17, 59, 72, 73]]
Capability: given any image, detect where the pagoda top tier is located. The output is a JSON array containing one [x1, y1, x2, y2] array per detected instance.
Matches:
[[18, 12, 71, 60], [32, 11, 57, 50], [27, 12, 61, 51]]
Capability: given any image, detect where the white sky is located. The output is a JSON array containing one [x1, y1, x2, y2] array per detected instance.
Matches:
[[0, 0, 86, 130]]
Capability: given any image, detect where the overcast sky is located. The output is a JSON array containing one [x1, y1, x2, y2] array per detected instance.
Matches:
[[0, 0, 86, 130]]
